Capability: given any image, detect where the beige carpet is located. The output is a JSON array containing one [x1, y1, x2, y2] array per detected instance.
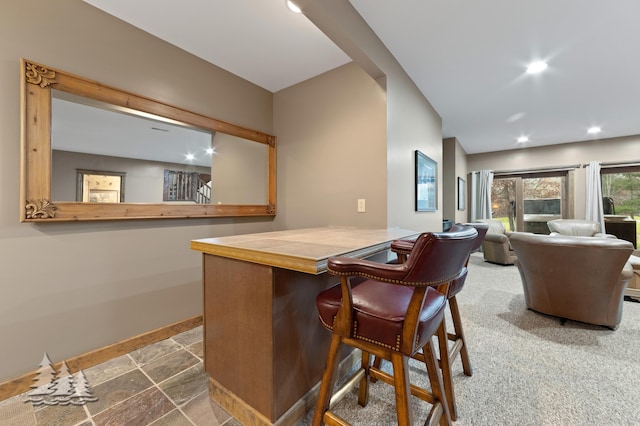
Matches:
[[302, 252, 640, 425]]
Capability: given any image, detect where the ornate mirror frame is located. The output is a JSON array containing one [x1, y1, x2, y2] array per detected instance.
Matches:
[[20, 59, 276, 222]]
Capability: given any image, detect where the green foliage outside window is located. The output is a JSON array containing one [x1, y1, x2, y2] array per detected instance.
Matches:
[[602, 172, 640, 217]]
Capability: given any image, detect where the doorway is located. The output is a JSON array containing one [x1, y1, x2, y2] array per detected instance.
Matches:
[[491, 172, 571, 233]]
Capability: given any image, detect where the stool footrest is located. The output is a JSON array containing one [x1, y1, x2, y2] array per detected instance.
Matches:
[[448, 338, 463, 361], [425, 402, 445, 426], [369, 365, 437, 405], [329, 369, 365, 409], [323, 410, 350, 426]]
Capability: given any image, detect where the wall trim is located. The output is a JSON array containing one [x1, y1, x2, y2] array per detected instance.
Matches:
[[0, 315, 203, 402]]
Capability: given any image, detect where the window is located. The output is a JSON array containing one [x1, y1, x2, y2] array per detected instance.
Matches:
[[601, 166, 639, 247], [492, 171, 571, 233], [601, 168, 640, 217]]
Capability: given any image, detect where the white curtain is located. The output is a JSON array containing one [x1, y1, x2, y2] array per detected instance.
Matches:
[[585, 161, 605, 232], [470, 170, 494, 220]]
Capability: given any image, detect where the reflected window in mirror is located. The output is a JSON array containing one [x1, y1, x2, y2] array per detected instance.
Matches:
[[163, 170, 212, 203]]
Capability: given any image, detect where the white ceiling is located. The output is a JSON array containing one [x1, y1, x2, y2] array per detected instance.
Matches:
[[83, 0, 640, 155]]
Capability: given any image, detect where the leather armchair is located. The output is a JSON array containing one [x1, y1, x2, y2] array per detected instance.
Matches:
[[476, 219, 516, 265], [628, 252, 640, 298], [510, 233, 634, 329], [547, 219, 616, 238]]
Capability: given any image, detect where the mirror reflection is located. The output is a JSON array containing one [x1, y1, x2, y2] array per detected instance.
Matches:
[[51, 91, 268, 205]]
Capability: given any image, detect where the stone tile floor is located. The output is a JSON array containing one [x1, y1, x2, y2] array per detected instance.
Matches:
[[0, 326, 241, 426]]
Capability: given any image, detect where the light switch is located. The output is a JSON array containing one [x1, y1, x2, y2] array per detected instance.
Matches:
[[357, 199, 366, 213]]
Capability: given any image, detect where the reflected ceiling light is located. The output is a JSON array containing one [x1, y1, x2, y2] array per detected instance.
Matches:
[[185, 154, 195, 161], [526, 61, 548, 74], [587, 126, 601, 134], [285, 0, 302, 13], [506, 112, 526, 123], [517, 136, 529, 143]]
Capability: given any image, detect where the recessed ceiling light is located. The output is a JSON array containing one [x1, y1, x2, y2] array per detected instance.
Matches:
[[185, 154, 195, 161], [587, 126, 601, 134], [517, 136, 529, 143], [206, 148, 214, 155], [526, 61, 548, 74], [285, 0, 302, 13]]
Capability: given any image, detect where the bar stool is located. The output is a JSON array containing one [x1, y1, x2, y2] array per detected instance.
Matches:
[[313, 226, 477, 426], [388, 222, 488, 420]]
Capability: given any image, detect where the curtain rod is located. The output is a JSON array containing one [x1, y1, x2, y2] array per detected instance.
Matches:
[[490, 164, 581, 175], [581, 159, 640, 168]]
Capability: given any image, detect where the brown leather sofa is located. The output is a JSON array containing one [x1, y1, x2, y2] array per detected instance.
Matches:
[[510, 233, 634, 329], [547, 219, 616, 238], [476, 219, 516, 265]]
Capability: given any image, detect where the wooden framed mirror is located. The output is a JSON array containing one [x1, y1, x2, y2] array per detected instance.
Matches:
[[20, 59, 276, 222]]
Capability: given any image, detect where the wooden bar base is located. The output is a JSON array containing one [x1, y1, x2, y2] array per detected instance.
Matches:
[[203, 255, 378, 422], [208, 349, 361, 426], [193, 227, 418, 423]]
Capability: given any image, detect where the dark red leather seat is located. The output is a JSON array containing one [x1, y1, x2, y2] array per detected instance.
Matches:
[[317, 281, 446, 353], [312, 226, 477, 426]]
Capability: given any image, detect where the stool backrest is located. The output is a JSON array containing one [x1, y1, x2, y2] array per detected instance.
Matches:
[[402, 225, 477, 285]]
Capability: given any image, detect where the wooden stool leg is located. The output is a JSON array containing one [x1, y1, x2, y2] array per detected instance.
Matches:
[[436, 319, 457, 421], [422, 339, 452, 426], [358, 351, 370, 406], [449, 295, 473, 376], [390, 352, 413, 426], [313, 334, 343, 426]]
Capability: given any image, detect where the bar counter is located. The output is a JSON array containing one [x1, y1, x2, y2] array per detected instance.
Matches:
[[190, 227, 417, 425]]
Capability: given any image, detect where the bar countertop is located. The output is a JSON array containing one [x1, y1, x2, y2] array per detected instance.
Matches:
[[190, 226, 418, 274]]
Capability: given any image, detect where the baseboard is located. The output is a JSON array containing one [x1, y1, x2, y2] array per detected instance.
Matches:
[[0, 315, 203, 402]]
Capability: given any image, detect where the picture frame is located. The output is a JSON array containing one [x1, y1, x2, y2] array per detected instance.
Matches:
[[415, 150, 437, 212], [458, 177, 466, 211], [76, 169, 125, 203], [88, 189, 120, 203]]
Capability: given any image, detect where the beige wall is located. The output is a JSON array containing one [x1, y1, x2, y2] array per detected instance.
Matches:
[[299, 0, 444, 233], [443, 137, 469, 224], [273, 63, 387, 229], [385, 75, 443, 232], [0, 0, 274, 382], [467, 135, 640, 219], [1, 0, 448, 384]]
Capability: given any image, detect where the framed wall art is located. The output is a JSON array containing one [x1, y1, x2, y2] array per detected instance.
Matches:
[[415, 150, 437, 212], [458, 177, 466, 210]]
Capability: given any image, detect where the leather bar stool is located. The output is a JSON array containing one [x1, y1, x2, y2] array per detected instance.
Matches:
[[386, 222, 488, 421], [313, 226, 477, 426]]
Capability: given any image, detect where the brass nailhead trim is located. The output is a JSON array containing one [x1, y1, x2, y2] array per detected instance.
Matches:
[[328, 270, 456, 287], [320, 316, 403, 352]]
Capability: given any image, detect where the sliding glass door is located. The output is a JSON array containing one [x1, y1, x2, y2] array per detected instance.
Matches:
[[492, 173, 569, 233]]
